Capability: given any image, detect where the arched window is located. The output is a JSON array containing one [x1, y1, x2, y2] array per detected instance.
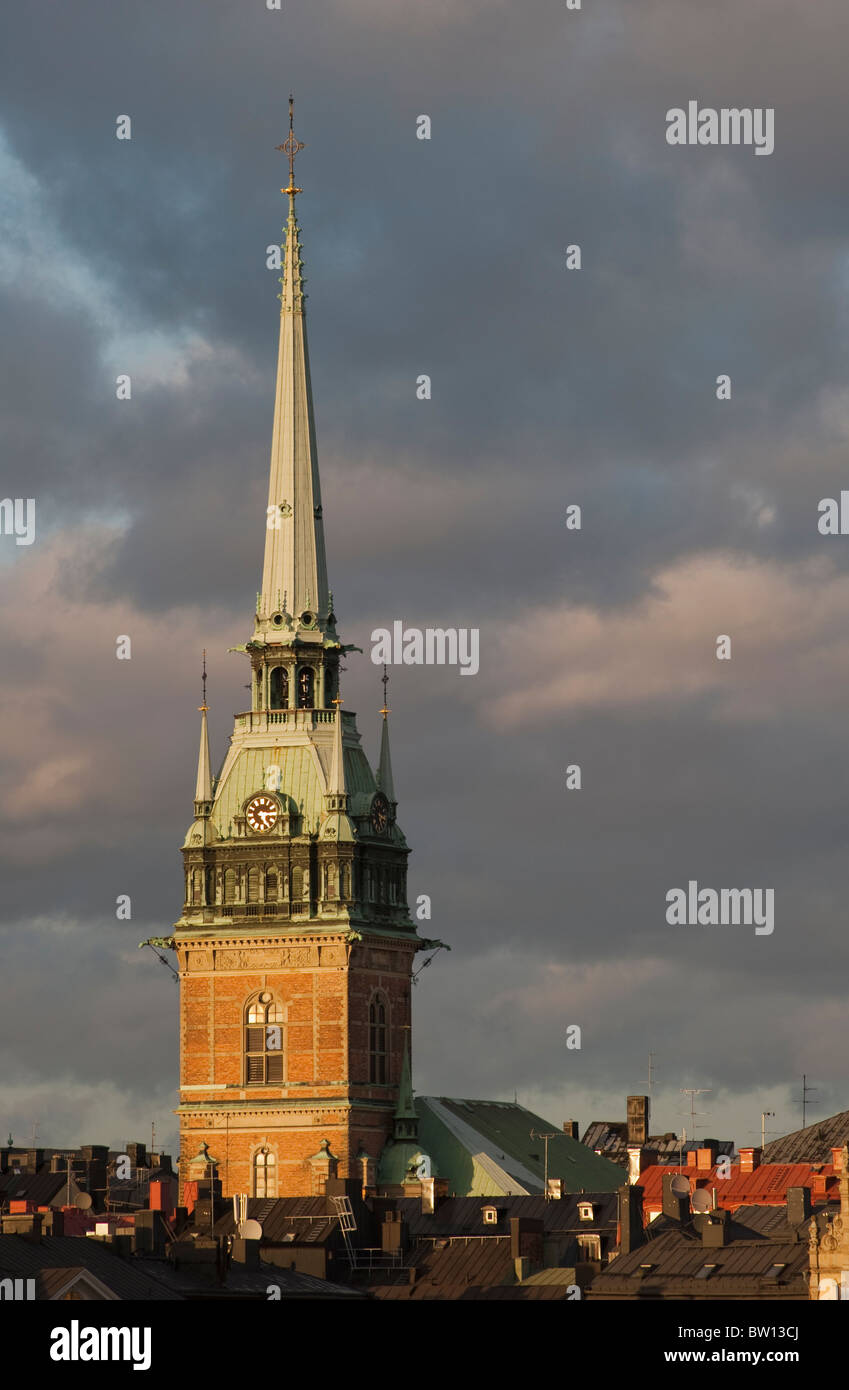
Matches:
[[297, 666, 314, 709], [245, 996, 285, 1084], [253, 1148, 277, 1198], [191, 869, 203, 905], [269, 666, 288, 710], [224, 868, 236, 903], [247, 867, 260, 903], [369, 996, 388, 1084], [265, 868, 278, 903], [292, 865, 303, 901], [326, 864, 338, 900], [340, 864, 351, 900]]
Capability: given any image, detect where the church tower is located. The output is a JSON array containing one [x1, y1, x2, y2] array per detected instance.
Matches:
[[174, 104, 421, 1199]]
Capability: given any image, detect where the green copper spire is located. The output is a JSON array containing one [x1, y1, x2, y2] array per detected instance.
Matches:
[[376, 666, 397, 805], [193, 650, 213, 817], [258, 98, 330, 640], [393, 1033, 418, 1141]]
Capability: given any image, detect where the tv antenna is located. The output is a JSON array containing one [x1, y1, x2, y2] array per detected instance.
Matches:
[[529, 1128, 562, 1198], [801, 1075, 818, 1128], [680, 1089, 711, 1133], [751, 1111, 776, 1149]]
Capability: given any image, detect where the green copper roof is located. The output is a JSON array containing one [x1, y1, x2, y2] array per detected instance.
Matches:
[[410, 1098, 624, 1197], [209, 739, 377, 838]]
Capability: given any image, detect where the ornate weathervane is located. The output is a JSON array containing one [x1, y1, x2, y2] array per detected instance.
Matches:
[[276, 94, 304, 196], [199, 648, 208, 713], [380, 663, 390, 719]]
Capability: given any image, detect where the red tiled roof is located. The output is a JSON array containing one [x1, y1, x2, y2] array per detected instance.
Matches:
[[638, 1162, 838, 1217]]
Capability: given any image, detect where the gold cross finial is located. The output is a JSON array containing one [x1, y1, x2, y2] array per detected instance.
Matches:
[[276, 94, 304, 196], [380, 663, 390, 718]]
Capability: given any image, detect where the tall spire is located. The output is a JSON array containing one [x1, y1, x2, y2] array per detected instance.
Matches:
[[258, 98, 331, 638], [194, 650, 213, 816], [376, 665, 396, 804]]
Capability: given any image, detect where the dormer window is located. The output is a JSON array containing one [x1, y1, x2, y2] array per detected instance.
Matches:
[[482, 1205, 498, 1225], [578, 1201, 594, 1222]]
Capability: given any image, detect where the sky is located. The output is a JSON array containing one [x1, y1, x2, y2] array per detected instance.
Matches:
[[2, 0, 849, 1159]]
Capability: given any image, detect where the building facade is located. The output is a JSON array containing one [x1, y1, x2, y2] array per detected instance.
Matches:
[[173, 112, 423, 1198]]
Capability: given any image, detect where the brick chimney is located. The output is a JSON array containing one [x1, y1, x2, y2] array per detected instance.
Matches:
[[831, 1147, 845, 1173], [563, 1121, 579, 1141], [627, 1096, 650, 1146], [739, 1147, 761, 1172]]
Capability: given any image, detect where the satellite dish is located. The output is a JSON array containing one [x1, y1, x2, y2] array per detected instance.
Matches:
[[74, 1192, 93, 1210], [691, 1189, 712, 1213], [670, 1175, 690, 1198], [239, 1219, 263, 1241]]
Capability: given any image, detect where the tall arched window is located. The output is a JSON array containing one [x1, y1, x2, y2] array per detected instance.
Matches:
[[253, 1148, 277, 1198], [191, 869, 203, 905], [247, 866, 260, 903], [369, 996, 388, 1084], [292, 865, 303, 901], [340, 864, 351, 900], [245, 997, 284, 1084], [269, 667, 288, 710], [265, 868, 278, 903], [297, 666, 314, 708], [326, 864, 338, 900], [224, 868, 236, 903]]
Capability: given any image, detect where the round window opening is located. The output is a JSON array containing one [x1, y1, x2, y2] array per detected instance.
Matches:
[[300, 611, 314, 626], [271, 613, 284, 627]]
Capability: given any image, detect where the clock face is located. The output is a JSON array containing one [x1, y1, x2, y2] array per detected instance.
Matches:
[[245, 794, 279, 834], [370, 793, 390, 835]]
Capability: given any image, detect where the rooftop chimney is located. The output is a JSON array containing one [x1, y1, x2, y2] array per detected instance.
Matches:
[[831, 1147, 845, 1173], [786, 1186, 811, 1227], [661, 1173, 689, 1223], [627, 1096, 650, 1147], [739, 1147, 761, 1172], [230, 1237, 260, 1268], [701, 1209, 729, 1247], [618, 1184, 645, 1255], [563, 1121, 579, 1141]]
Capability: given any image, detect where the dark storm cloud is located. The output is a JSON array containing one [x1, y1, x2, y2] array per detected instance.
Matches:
[[2, 0, 849, 1148]]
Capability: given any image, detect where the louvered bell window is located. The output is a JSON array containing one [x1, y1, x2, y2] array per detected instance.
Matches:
[[245, 998, 285, 1084]]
